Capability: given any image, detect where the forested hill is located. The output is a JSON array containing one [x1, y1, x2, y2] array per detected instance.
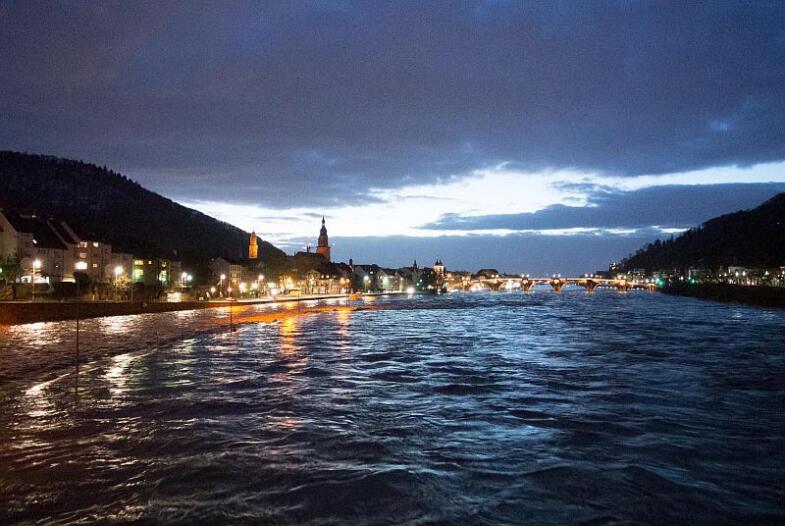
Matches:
[[0, 151, 285, 264], [622, 193, 785, 272]]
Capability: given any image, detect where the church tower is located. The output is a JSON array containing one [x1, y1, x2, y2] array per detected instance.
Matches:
[[316, 216, 331, 261], [434, 258, 445, 277], [249, 231, 259, 259]]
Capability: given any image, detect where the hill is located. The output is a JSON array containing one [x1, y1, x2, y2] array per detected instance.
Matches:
[[0, 151, 286, 265], [621, 193, 785, 271]]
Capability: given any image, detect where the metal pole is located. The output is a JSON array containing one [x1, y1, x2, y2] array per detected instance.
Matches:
[[75, 278, 80, 397]]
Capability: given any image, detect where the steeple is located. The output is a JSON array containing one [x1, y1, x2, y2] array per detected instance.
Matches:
[[316, 216, 331, 261], [249, 230, 259, 259]]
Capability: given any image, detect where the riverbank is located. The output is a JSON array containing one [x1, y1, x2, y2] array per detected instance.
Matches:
[[663, 282, 785, 308], [0, 292, 403, 325]]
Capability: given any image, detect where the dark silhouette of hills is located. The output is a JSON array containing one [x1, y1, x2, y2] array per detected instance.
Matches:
[[622, 193, 785, 271], [0, 151, 285, 265]]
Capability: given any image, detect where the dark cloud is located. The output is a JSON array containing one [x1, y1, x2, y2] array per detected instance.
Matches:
[[424, 183, 785, 231], [1, 1, 784, 207]]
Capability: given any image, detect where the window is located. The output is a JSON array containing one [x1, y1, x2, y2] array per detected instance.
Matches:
[[92, 242, 99, 248], [92, 263, 98, 268], [79, 252, 87, 258], [75, 261, 88, 270]]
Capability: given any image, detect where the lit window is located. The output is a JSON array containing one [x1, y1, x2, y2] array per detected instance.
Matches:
[[75, 261, 88, 270], [92, 263, 98, 268], [92, 242, 99, 247], [79, 252, 87, 258]]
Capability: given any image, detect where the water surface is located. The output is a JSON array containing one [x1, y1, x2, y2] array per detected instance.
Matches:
[[1, 291, 784, 524]]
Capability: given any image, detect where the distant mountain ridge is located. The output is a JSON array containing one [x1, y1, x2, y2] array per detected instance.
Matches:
[[0, 151, 285, 264], [622, 193, 785, 271]]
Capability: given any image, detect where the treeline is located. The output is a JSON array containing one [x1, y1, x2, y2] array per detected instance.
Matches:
[[622, 193, 785, 272], [0, 151, 286, 266]]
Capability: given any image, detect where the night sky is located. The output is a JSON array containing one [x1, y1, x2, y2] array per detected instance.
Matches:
[[2, 1, 784, 274]]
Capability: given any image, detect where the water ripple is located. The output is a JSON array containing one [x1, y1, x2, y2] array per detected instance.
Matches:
[[1, 291, 784, 524]]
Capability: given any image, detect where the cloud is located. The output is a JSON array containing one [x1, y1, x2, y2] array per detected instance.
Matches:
[[424, 183, 785, 231], [1, 2, 784, 207]]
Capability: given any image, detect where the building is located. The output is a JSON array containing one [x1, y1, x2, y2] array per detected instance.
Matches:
[[66, 236, 112, 284], [351, 264, 403, 292], [208, 257, 245, 291], [0, 209, 142, 287], [286, 251, 350, 294], [442, 269, 471, 290], [381, 268, 405, 292], [316, 216, 331, 261], [398, 260, 422, 289], [0, 210, 70, 283], [433, 259, 445, 289], [433, 259, 445, 277], [108, 252, 134, 283], [132, 258, 181, 289]]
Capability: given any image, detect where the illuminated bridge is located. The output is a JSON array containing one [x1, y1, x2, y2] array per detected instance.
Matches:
[[446, 274, 657, 293]]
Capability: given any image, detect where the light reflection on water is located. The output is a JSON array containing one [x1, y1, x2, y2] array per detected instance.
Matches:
[[0, 299, 370, 387], [0, 291, 784, 524]]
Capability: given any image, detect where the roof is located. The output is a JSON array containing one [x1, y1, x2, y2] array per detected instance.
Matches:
[[1, 211, 67, 250], [47, 220, 79, 245], [212, 255, 253, 267]]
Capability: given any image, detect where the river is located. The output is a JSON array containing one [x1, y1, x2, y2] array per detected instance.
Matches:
[[1, 291, 784, 524]]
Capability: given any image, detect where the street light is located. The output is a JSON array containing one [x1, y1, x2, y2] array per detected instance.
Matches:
[[114, 265, 124, 299], [219, 273, 226, 297], [31, 259, 41, 301]]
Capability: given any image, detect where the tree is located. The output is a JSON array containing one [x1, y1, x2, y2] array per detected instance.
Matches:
[[74, 271, 91, 298], [0, 255, 22, 300]]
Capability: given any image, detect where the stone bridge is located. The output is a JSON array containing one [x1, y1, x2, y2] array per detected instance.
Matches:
[[447, 275, 656, 293]]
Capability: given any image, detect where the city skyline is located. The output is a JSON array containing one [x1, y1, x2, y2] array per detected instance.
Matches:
[[2, 2, 785, 273]]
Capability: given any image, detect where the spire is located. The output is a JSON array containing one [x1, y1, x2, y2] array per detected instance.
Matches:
[[316, 215, 331, 261], [319, 216, 328, 238]]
